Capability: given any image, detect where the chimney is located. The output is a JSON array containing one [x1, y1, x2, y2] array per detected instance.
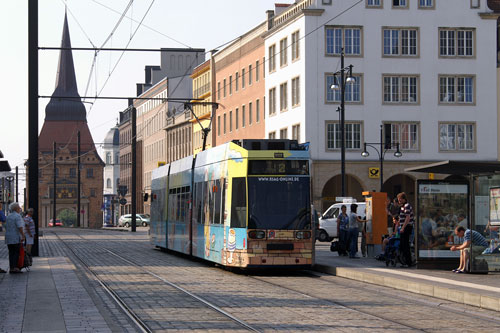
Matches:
[[266, 10, 275, 30]]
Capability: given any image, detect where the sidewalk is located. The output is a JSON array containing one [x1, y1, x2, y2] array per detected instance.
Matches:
[[314, 242, 500, 312], [0, 255, 112, 332]]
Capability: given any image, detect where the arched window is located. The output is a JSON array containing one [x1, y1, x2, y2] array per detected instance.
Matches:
[[106, 152, 112, 164], [106, 178, 112, 188]]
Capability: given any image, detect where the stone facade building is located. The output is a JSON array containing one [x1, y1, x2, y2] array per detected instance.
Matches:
[[38, 14, 104, 228]]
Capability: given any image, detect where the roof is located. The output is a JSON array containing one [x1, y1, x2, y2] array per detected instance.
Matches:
[[38, 121, 96, 153], [404, 160, 500, 176], [103, 126, 119, 147], [0, 161, 11, 172], [44, 12, 86, 122]]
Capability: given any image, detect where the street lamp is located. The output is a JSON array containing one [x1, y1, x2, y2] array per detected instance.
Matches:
[[330, 48, 355, 197], [361, 124, 402, 192]]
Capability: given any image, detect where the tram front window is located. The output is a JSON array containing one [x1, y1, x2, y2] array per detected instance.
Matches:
[[248, 176, 310, 230]]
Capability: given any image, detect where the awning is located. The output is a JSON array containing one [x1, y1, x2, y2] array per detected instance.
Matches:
[[404, 160, 500, 176], [0, 161, 11, 172]]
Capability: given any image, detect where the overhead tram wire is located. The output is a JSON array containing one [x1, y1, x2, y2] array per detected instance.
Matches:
[[40, 0, 364, 149]]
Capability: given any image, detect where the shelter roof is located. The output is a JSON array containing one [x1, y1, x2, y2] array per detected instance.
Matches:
[[405, 160, 500, 175]]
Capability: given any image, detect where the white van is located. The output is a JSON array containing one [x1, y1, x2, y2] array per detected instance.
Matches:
[[318, 200, 366, 242]]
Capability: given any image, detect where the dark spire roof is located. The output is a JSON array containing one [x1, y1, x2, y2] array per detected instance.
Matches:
[[45, 12, 86, 121]]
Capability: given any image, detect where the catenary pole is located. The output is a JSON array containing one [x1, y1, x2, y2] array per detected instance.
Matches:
[[131, 107, 137, 232], [77, 131, 81, 227]]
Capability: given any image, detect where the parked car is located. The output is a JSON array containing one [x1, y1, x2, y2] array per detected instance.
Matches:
[[48, 219, 63, 227], [317, 201, 366, 242], [118, 214, 150, 227]]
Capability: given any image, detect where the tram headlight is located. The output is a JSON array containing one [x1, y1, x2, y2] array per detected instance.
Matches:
[[248, 230, 266, 239], [295, 231, 311, 239]]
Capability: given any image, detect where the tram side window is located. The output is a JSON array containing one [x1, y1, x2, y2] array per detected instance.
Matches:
[[213, 179, 222, 224], [231, 177, 247, 228], [221, 179, 227, 224], [193, 183, 203, 223]]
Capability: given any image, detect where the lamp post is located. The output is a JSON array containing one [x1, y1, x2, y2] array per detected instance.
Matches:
[[330, 48, 354, 197], [361, 124, 402, 192]]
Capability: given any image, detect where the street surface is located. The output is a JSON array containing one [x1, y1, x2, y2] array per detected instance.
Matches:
[[2, 228, 500, 332]]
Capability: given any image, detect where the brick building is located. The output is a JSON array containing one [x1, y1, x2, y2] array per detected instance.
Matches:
[[37, 14, 104, 228]]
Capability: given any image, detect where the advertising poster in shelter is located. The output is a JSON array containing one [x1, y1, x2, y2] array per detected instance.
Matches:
[[489, 187, 500, 226], [417, 181, 468, 259]]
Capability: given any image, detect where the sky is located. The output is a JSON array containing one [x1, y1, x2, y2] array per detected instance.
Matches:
[[0, 0, 285, 202]]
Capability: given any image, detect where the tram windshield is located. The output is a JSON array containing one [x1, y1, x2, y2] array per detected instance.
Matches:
[[247, 176, 311, 230]]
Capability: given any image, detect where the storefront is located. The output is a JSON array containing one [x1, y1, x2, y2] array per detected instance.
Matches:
[[406, 161, 500, 273]]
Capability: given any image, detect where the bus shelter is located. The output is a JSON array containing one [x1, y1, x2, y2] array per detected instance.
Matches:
[[406, 161, 500, 273]]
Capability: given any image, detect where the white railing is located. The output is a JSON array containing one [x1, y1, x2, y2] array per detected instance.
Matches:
[[273, 0, 316, 27]]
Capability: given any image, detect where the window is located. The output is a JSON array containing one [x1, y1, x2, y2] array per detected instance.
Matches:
[[90, 188, 96, 197], [248, 65, 252, 85], [256, 99, 260, 123], [280, 82, 288, 111], [280, 128, 288, 139], [229, 75, 232, 95], [69, 168, 76, 178], [217, 82, 221, 100], [367, 0, 381, 7], [292, 124, 301, 142], [326, 122, 362, 150], [269, 131, 276, 139], [388, 123, 419, 150], [326, 74, 362, 103], [223, 113, 227, 134], [439, 75, 474, 104], [393, 0, 407, 8], [249, 102, 253, 125], [223, 79, 227, 98], [263, 57, 266, 78], [269, 88, 276, 116], [86, 168, 94, 178], [218, 116, 221, 136], [229, 111, 233, 132], [383, 28, 418, 56], [326, 26, 362, 55], [107, 178, 112, 188], [242, 69, 246, 89], [439, 28, 474, 57], [291, 31, 300, 60], [242, 105, 246, 127], [106, 152, 112, 164], [235, 72, 239, 91], [269, 44, 276, 72], [292, 77, 300, 106], [256, 60, 260, 82], [439, 123, 475, 151], [419, 0, 434, 8], [280, 37, 288, 67], [383, 75, 419, 103], [236, 108, 239, 130]]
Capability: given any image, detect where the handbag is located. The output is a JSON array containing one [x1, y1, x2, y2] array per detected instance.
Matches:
[[330, 241, 339, 252]]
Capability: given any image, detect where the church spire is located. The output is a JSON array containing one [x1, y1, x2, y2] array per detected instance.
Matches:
[[45, 12, 86, 121]]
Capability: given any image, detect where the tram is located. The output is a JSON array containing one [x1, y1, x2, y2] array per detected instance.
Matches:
[[149, 139, 314, 268]]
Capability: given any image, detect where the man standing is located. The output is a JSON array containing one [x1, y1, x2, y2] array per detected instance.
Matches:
[[398, 192, 414, 267], [451, 226, 488, 273], [4, 202, 25, 274]]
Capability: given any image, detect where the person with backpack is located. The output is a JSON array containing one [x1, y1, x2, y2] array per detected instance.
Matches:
[[4, 202, 25, 274]]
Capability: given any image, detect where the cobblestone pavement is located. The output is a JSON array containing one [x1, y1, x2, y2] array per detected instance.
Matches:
[[4, 228, 500, 332]]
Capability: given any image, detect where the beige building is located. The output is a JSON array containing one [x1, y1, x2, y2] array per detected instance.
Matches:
[[214, 22, 267, 145]]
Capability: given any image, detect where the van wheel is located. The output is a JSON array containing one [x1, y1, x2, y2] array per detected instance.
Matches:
[[318, 230, 329, 242], [124, 222, 130, 228]]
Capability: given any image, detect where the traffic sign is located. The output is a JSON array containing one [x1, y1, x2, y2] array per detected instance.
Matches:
[[119, 198, 127, 205], [118, 185, 128, 197]]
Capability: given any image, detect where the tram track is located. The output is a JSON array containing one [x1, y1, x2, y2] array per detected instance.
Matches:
[[51, 231, 261, 333]]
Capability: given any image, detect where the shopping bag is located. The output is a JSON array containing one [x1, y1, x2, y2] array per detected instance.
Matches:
[[18, 245, 25, 269], [330, 241, 339, 252]]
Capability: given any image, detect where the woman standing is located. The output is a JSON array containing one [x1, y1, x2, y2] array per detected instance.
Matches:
[[336, 205, 349, 256], [24, 208, 36, 256], [4, 202, 25, 274], [398, 192, 415, 267]]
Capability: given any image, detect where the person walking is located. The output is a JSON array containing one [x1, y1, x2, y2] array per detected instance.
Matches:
[[348, 203, 366, 259], [336, 205, 349, 256], [397, 192, 414, 267], [4, 202, 25, 274], [24, 208, 36, 256]]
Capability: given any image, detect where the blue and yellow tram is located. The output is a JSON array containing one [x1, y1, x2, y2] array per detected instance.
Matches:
[[150, 139, 313, 268]]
